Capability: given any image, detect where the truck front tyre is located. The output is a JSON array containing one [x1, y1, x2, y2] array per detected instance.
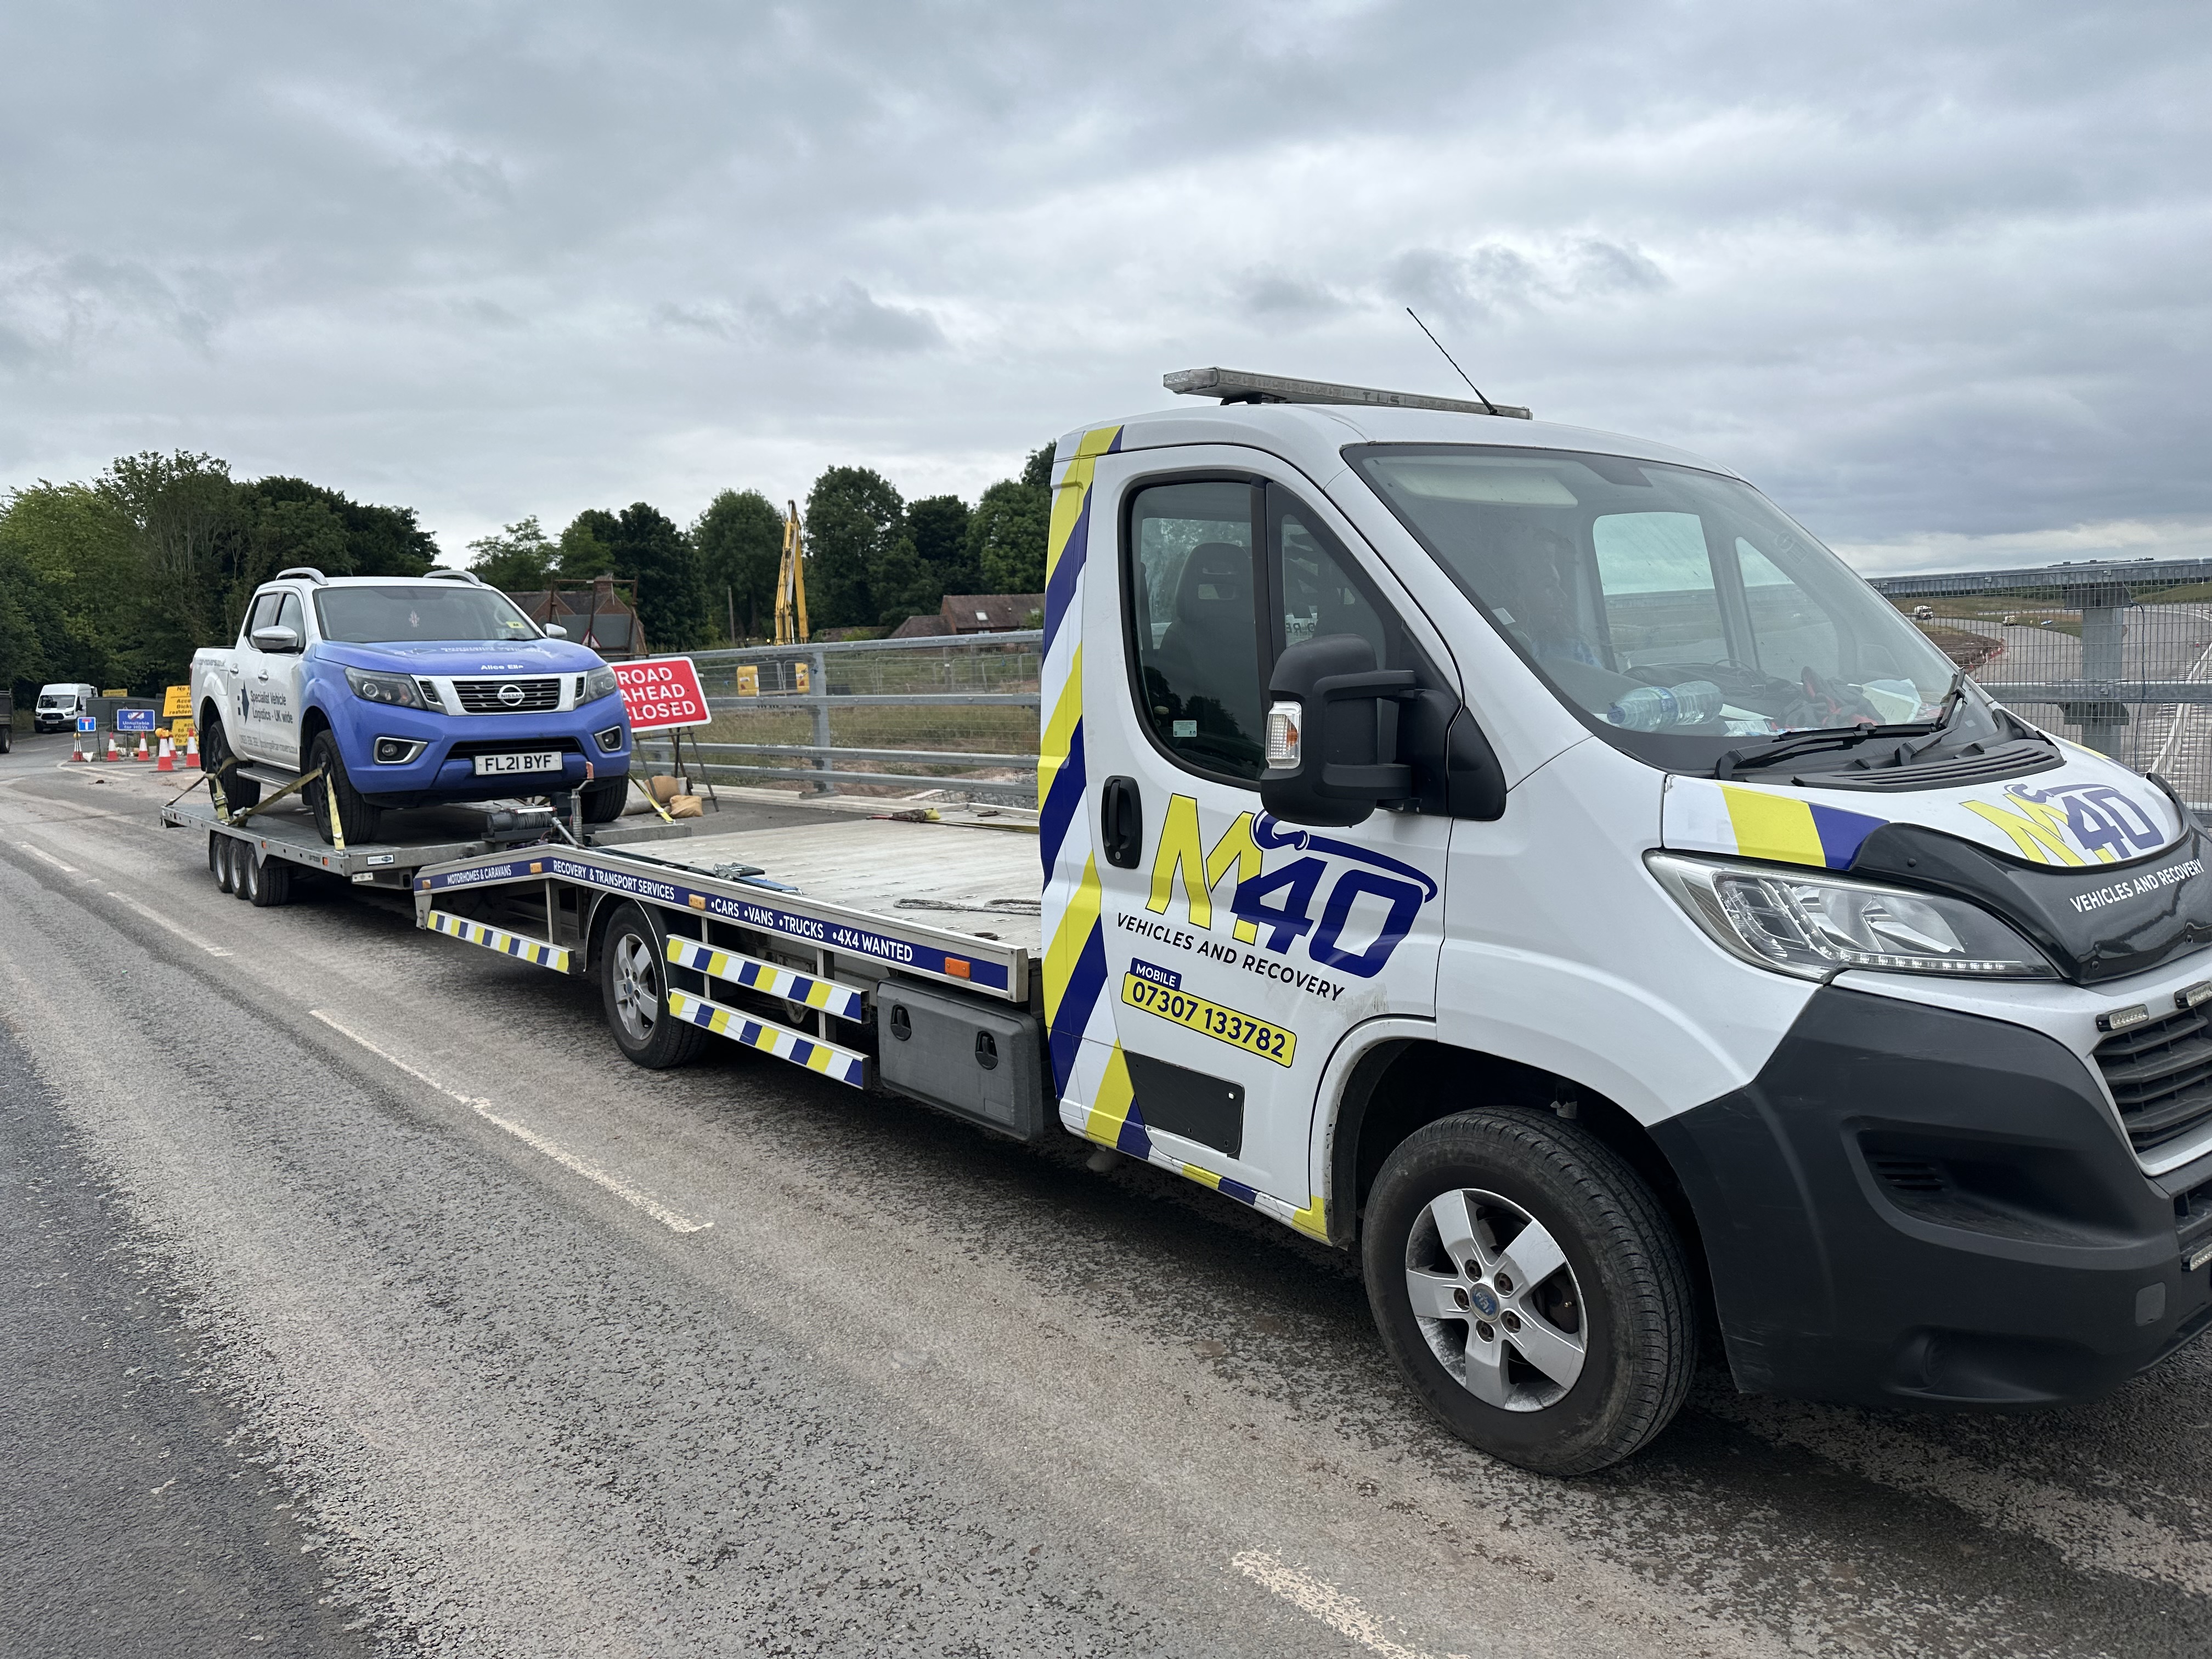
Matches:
[[580, 777, 627, 825], [201, 720, 261, 810], [599, 902, 708, 1069], [1362, 1109, 1696, 1476], [307, 731, 381, 847]]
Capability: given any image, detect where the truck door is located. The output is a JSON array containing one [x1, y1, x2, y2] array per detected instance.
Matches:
[[1067, 456, 1452, 1233]]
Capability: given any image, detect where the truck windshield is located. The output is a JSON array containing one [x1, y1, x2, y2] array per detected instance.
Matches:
[[1350, 444, 1989, 768], [314, 586, 542, 645]]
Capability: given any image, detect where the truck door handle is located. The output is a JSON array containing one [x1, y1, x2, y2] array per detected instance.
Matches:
[[1102, 776, 1143, 868]]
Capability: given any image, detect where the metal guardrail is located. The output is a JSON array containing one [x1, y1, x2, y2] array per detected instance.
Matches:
[[637, 632, 1043, 802]]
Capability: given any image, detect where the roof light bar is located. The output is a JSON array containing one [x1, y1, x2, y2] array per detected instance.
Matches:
[[1164, 366, 1531, 420]]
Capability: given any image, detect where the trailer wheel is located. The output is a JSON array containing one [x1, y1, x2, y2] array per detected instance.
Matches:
[[234, 845, 262, 904], [599, 902, 708, 1069], [248, 853, 292, 907], [201, 718, 261, 810], [1362, 1108, 1695, 1476], [212, 833, 236, 894], [307, 731, 381, 848]]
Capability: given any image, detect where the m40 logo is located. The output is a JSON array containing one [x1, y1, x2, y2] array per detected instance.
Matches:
[[1146, 794, 1437, 980], [1962, 781, 2169, 866]]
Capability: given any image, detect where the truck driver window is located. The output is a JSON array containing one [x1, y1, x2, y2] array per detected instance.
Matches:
[[1126, 480, 1265, 779], [1271, 497, 1398, 668]]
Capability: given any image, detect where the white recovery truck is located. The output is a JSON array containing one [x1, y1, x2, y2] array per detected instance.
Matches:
[[173, 369, 2212, 1473]]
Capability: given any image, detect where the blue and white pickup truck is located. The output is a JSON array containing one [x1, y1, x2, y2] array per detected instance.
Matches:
[[190, 567, 631, 844]]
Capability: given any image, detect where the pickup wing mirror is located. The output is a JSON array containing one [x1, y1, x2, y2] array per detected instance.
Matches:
[[1259, 634, 1417, 828], [543, 624, 568, 638], [250, 624, 302, 653]]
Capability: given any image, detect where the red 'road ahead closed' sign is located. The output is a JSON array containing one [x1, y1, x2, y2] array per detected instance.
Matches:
[[614, 656, 710, 731]]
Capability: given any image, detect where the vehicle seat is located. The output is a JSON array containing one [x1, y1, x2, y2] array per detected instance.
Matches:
[[1151, 542, 1256, 714]]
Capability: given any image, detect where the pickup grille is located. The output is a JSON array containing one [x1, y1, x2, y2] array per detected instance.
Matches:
[[454, 677, 561, 713], [2094, 1005, 2212, 1155], [447, 738, 580, 758]]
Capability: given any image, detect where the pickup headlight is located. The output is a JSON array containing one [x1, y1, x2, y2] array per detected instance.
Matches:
[[345, 667, 433, 710], [579, 665, 620, 704], [1647, 853, 2056, 980]]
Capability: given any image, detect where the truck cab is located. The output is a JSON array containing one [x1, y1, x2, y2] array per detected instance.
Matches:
[[193, 568, 632, 844], [1036, 371, 2212, 1470]]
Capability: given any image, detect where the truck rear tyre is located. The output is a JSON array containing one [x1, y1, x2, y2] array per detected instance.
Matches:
[[599, 902, 709, 1069], [581, 776, 627, 825], [201, 719, 261, 810], [234, 844, 263, 904], [248, 851, 292, 907], [307, 731, 381, 848], [1362, 1108, 1695, 1476], [211, 833, 236, 893]]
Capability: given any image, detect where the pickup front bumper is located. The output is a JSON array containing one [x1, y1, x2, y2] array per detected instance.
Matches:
[[334, 693, 631, 807], [1654, 985, 2212, 1408]]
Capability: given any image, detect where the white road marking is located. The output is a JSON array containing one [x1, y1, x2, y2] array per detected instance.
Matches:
[[108, 890, 235, 957], [310, 1009, 714, 1235], [16, 842, 79, 873], [1232, 1551, 1444, 1659]]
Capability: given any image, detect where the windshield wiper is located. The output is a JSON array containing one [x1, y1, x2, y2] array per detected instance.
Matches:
[[1716, 670, 1969, 780]]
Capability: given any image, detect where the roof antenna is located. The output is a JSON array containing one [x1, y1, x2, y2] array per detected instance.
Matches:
[[1404, 307, 1499, 416]]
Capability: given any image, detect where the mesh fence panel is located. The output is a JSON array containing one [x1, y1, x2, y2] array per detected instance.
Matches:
[[1896, 575, 2212, 808]]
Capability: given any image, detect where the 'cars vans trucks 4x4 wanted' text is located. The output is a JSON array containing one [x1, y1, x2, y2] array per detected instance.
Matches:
[[182, 370, 2212, 1473]]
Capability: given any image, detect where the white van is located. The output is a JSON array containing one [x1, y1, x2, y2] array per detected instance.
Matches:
[[33, 682, 97, 734]]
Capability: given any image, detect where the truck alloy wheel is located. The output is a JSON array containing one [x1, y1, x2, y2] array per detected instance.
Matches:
[[234, 844, 261, 903], [1362, 1108, 1695, 1476], [598, 903, 708, 1069]]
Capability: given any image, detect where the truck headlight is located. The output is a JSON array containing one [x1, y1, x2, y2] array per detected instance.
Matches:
[[345, 667, 432, 710], [579, 666, 619, 704], [1646, 853, 2056, 981]]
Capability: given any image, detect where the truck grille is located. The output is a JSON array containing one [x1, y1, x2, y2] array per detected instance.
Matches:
[[454, 677, 561, 713], [2093, 1005, 2212, 1155]]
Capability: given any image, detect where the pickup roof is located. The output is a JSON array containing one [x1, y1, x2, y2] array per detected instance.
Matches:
[[191, 567, 631, 844]]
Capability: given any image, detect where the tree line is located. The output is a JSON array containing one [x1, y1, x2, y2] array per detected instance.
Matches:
[[1, 443, 1054, 701]]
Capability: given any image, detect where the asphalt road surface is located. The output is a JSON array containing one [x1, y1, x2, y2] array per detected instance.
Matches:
[[6, 735, 2212, 1657]]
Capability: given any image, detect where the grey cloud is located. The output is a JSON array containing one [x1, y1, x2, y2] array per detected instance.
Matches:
[[653, 284, 943, 353], [0, 1, 2202, 566]]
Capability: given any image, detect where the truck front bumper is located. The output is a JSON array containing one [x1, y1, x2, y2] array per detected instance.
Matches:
[[1653, 984, 2212, 1407]]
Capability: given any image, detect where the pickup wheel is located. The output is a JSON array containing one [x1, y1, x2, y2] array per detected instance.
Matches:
[[580, 776, 627, 825], [1362, 1109, 1695, 1476], [307, 731, 382, 847], [599, 902, 708, 1069], [201, 718, 261, 810]]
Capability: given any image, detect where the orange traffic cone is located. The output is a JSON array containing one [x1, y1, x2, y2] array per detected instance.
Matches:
[[156, 736, 175, 772], [104, 736, 119, 761], [134, 734, 150, 761], [184, 731, 200, 769], [70, 732, 87, 761]]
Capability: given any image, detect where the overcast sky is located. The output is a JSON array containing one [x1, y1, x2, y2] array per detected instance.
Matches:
[[2, 1, 2205, 574]]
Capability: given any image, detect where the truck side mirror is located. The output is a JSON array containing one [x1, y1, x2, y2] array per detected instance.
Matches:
[[1260, 634, 1415, 828], [250, 625, 301, 653], [543, 624, 568, 638]]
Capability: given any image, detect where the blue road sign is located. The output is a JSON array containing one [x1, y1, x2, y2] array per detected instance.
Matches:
[[76, 716, 97, 734], [116, 707, 156, 732]]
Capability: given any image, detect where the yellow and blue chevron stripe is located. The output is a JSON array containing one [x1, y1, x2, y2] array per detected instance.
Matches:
[[1662, 778, 1884, 870], [665, 989, 868, 1088], [425, 909, 572, 972], [663, 935, 866, 1022]]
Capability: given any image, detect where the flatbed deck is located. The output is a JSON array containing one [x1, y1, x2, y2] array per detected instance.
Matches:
[[162, 789, 695, 884]]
